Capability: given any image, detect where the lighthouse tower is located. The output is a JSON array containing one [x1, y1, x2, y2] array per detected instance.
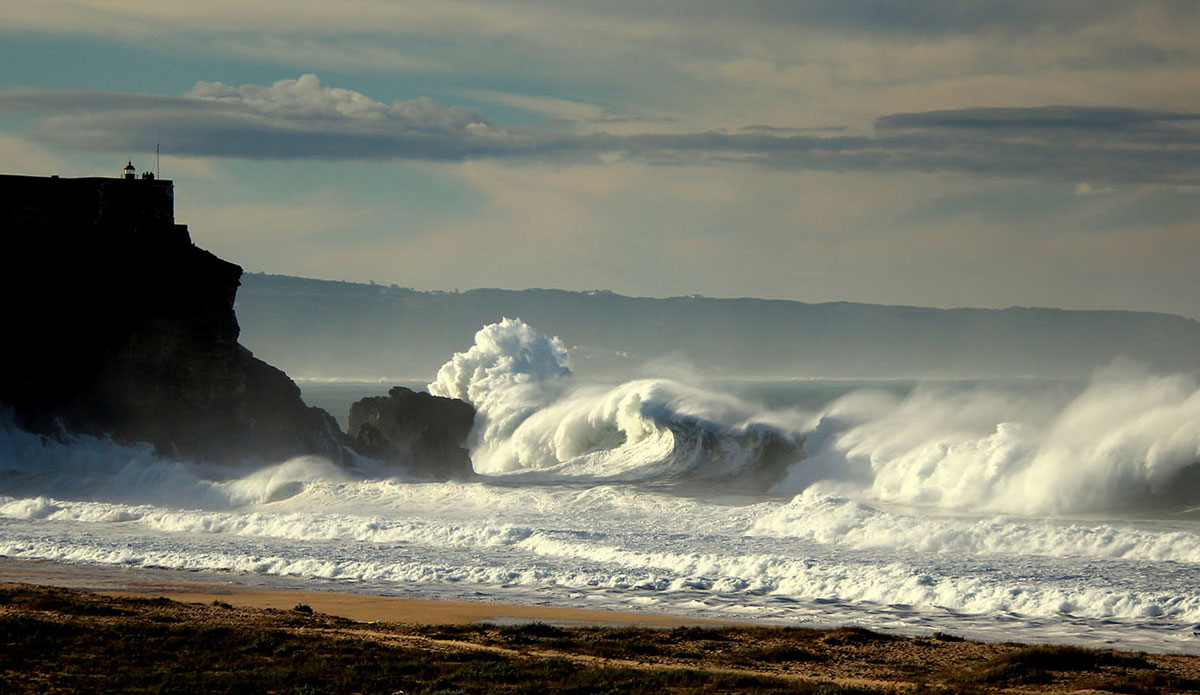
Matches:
[[123, 161, 136, 180]]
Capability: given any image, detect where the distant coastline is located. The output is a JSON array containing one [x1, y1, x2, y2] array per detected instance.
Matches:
[[237, 272, 1200, 382]]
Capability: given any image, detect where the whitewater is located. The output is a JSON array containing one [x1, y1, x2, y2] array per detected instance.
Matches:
[[3, 318, 1200, 654]]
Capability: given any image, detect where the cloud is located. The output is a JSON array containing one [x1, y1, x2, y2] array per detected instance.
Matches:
[[327, 161, 1200, 320], [3, 77, 1199, 184], [9, 2, 1197, 110], [739, 125, 846, 135], [1074, 183, 1117, 196], [182, 198, 380, 269], [8, 1, 1195, 47], [462, 90, 615, 123], [207, 36, 438, 72], [0, 133, 73, 176], [7, 2, 1199, 148], [876, 106, 1200, 132], [869, 106, 1200, 183], [2, 75, 523, 161]]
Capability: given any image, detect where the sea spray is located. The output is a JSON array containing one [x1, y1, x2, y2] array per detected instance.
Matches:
[[5, 322, 1200, 652], [429, 318, 803, 480], [772, 366, 1200, 514], [0, 417, 346, 509], [429, 317, 573, 461]]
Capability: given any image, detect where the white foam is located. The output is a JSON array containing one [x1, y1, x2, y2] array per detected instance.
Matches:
[[6, 330, 1200, 654], [773, 367, 1200, 514], [5, 499, 1200, 628], [0, 418, 350, 510], [751, 489, 1200, 563], [0, 496, 60, 520]]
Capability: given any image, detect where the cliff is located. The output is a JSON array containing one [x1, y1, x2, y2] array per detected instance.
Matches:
[[0, 174, 347, 464]]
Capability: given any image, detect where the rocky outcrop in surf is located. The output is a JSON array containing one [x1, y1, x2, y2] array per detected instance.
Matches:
[[348, 386, 475, 479], [0, 172, 348, 464]]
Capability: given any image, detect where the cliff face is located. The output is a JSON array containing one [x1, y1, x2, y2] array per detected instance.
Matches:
[[0, 174, 347, 464]]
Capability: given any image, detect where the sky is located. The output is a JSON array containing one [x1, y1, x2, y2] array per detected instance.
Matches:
[[2, 1, 1198, 318]]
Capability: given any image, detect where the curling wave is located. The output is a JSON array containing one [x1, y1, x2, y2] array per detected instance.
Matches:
[[428, 318, 802, 482], [427, 320, 1200, 513]]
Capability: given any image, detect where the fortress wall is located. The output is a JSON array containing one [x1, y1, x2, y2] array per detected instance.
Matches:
[[0, 174, 175, 231]]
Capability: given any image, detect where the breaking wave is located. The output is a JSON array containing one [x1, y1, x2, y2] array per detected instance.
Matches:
[[428, 318, 801, 482], [428, 319, 1200, 514], [750, 489, 1200, 563], [772, 365, 1200, 515], [4, 319, 1199, 517], [5, 317, 1200, 652]]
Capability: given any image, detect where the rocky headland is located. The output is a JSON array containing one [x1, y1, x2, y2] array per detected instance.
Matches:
[[0, 172, 472, 476]]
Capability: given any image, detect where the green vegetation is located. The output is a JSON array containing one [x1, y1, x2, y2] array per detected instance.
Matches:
[[955, 645, 1161, 688], [473, 624, 828, 666]]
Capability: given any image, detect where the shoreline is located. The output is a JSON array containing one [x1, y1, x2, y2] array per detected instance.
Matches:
[[5, 555, 1200, 659], [0, 556, 740, 628]]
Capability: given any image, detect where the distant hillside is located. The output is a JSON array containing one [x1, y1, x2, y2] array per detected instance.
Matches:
[[235, 273, 1200, 381]]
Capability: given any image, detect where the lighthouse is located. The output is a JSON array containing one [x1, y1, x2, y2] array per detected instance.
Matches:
[[123, 161, 136, 180]]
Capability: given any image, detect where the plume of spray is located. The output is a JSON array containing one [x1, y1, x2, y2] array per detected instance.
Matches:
[[429, 318, 574, 471], [773, 364, 1200, 514], [428, 318, 803, 480]]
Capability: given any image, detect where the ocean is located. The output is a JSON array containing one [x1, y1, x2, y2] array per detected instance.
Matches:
[[3, 318, 1200, 654]]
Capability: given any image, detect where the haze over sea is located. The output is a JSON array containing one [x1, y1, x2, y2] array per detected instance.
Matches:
[[4, 318, 1200, 654]]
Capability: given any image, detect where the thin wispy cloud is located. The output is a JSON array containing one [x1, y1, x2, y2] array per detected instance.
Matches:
[[462, 90, 615, 123]]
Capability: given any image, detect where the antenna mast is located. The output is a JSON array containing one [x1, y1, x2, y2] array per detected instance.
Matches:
[[156, 139, 161, 178]]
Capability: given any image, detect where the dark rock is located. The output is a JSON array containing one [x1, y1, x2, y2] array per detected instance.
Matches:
[[0, 173, 349, 464], [349, 387, 475, 479]]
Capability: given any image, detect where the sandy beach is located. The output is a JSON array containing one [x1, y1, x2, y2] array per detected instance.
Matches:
[[0, 556, 737, 628], [5, 566, 1200, 694]]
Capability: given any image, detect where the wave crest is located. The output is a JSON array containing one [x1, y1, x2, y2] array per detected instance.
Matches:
[[429, 319, 802, 481]]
